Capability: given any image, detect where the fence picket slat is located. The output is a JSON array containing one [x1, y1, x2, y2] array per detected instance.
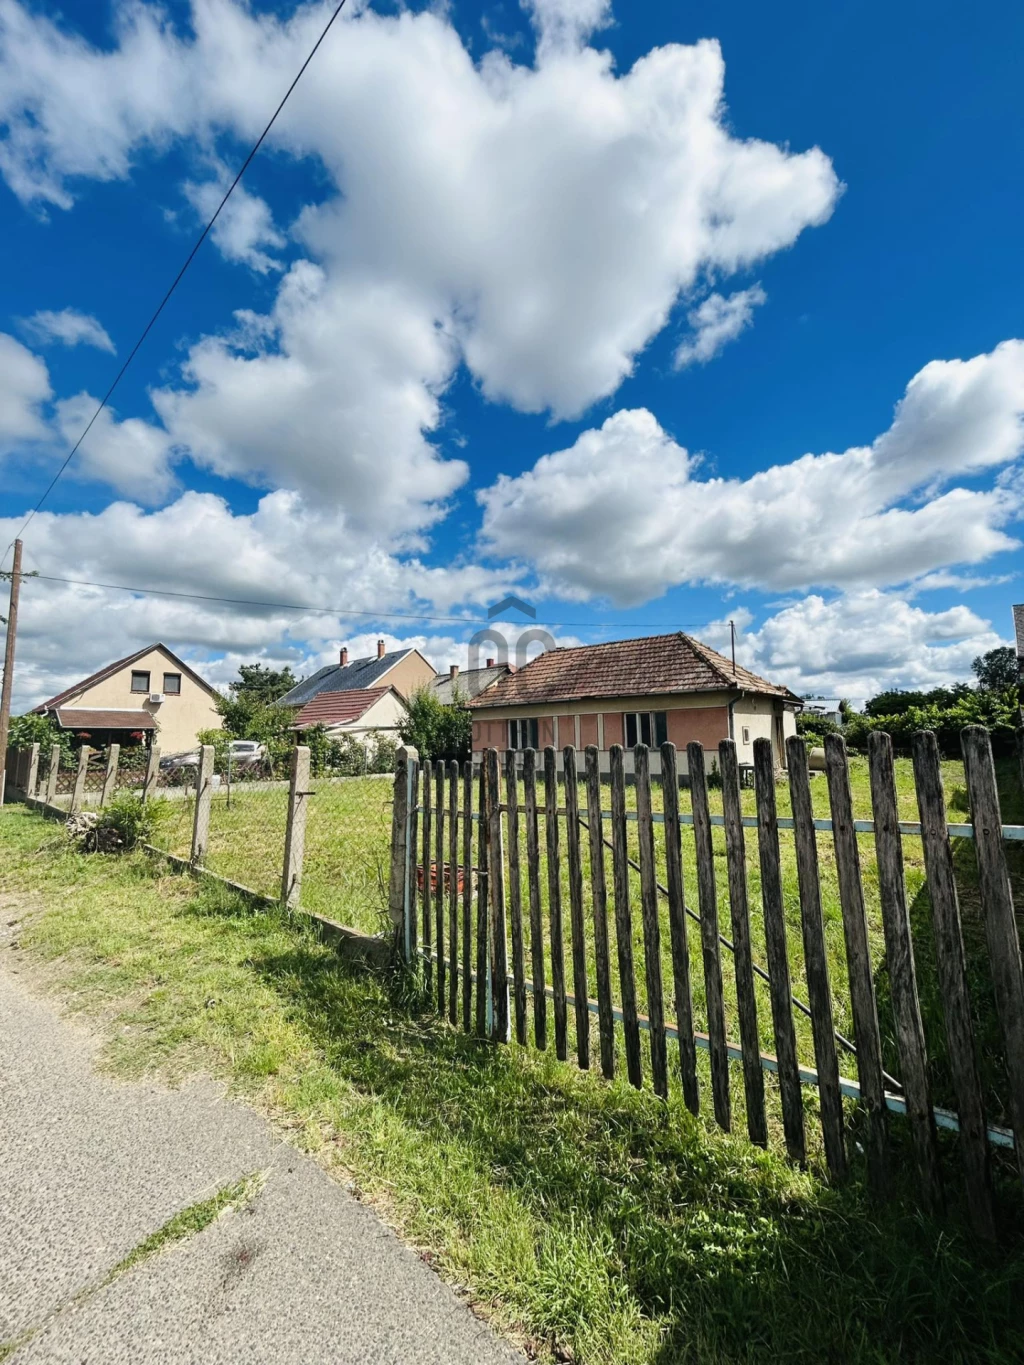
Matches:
[[688, 742, 730, 1131], [545, 746, 569, 1061], [435, 765, 446, 1015], [635, 744, 668, 1099], [753, 737, 805, 1164], [824, 734, 888, 1196], [422, 759, 433, 994], [718, 739, 764, 1144], [913, 730, 994, 1236], [661, 743, 699, 1114], [476, 762, 489, 1037], [787, 736, 847, 1181], [523, 749, 547, 1050], [448, 760, 459, 1025], [388, 749, 412, 951], [585, 745, 615, 1079], [610, 744, 643, 1088], [504, 751, 527, 1041], [868, 731, 942, 1213], [563, 746, 591, 1070], [461, 761, 473, 1032], [961, 725, 1024, 1189], [485, 749, 509, 1042]]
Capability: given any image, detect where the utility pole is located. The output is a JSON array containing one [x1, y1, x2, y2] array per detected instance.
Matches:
[[0, 538, 23, 807], [730, 618, 736, 676]]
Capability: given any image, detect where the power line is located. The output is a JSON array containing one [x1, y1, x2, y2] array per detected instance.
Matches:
[[3, 0, 350, 568], [23, 573, 717, 633]]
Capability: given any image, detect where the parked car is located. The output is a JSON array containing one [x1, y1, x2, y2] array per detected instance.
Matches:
[[160, 740, 268, 776]]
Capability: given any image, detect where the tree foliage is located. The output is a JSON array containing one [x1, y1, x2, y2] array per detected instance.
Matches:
[[399, 686, 471, 762], [972, 646, 1018, 693], [845, 685, 1021, 757], [8, 712, 73, 760], [229, 663, 298, 704]]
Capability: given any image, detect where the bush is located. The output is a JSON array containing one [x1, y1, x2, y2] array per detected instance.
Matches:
[[796, 713, 840, 743], [85, 793, 170, 852], [845, 685, 1021, 757], [399, 686, 471, 762], [8, 713, 73, 762]]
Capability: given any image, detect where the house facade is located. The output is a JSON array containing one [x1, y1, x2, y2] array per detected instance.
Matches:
[[279, 640, 436, 709], [33, 644, 223, 754], [467, 632, 801, 774], [291, 685, 406, 744]]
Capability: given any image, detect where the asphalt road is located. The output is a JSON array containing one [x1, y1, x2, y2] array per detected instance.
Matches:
[[0, 906, 521, 1364]]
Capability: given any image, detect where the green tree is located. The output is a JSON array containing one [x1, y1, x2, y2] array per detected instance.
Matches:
[[399, 686, 471, 763], [229, 663, 298, 705], [972, 646, 1018, 692], [8, 712, 73, 760]]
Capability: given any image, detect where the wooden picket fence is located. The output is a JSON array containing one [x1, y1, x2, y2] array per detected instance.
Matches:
[[388, 728, 1024, 1234]]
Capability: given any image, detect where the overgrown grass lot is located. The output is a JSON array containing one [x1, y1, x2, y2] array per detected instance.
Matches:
[[4, 802, 1024, 1364]]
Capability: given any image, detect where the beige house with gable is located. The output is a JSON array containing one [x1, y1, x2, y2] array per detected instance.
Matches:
[[33, 643, 223, 755]]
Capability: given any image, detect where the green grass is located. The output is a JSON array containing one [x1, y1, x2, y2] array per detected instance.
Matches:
[[4, 803, 1024, 1364]]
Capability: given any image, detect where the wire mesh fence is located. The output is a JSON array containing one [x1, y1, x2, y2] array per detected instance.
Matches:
[[301, 774, 394, 932]]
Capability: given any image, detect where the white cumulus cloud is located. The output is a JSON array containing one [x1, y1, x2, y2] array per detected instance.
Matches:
[[478, 340, 1024, 602], [0, 331, 51, 445], [22, 308, 115, 352], [674, 285, 766, 368]]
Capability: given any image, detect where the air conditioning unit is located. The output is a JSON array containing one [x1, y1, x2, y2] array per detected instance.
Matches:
[[149, 692, 164, 704]]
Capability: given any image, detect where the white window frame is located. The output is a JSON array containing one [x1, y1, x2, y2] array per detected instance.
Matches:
[[741, 725, 751, 745]]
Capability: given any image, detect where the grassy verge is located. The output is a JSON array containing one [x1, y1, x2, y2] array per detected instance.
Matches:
[[4, 804, 1024, 1364]]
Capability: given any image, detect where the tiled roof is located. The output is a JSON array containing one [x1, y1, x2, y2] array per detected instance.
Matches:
[[35, 643, 218, 712], [468, 632, 799, 708], [1014, 605, 1024, 657], [279, 650, 419, 707], [54, 708, 156, 731], [429, 665, 510, 705], [292, 687, 391, 729]]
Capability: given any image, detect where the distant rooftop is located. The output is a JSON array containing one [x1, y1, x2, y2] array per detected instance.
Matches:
[[279, 647, 418, 708]]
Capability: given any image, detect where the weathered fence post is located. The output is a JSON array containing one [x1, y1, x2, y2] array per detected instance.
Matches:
[[961, 724, 1024, 1189], [143, 745, 161, 803], [45, 743, 60, 807], [689, 741, 730, 1131], [475, 761, 489, 1036], [25, 743, 40, 800], [485, 748, 509, 1042], [635, 743, 667, 1099], [523, 748, 547, 1050], [70, 746, 90, 813], [912, 729, 994, 1237], [461, 760, 473, 1030], [100, 743, 120, 806], [609, 744, 642, 1088], [422, 759, 433, 992], [787, 734, 847, 1181], [544, 745, 567, 1060], [753, 736, 805, 1164], [718, 738, 765, 1145], [435, 764, 446, 1014], [824, 733, 889, 1197], [388, 746, 415, 959], [505, 749, 528, 1044], [281, 745, 311, 909], [190, 744, 215, 865], [868, 730, 942, 1214], [563, 745, 591, 1070], [448, 760, 460, 1025], [586, 744, 616, 1080]]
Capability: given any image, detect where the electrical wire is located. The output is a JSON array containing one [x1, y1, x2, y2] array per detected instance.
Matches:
[[22, 573, 721, 632], [3, 0, 350, 568]]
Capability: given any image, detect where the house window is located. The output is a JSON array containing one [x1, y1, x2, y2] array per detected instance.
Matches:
[[163, 673, 181, 695], [742, 726, 751, 745], [624, 711, 668, 749], [508, 718, 539, 751], [130, 670, 150, 693]]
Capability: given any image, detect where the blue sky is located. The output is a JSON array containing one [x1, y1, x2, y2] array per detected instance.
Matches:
[[1, 0, 1022, 709]]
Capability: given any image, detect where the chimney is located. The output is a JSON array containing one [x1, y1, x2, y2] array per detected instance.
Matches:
[[339, 647, 348, 667], [486, 657, 495, 668], [377, 638, 386, 659], [449, 664, 459, 680]]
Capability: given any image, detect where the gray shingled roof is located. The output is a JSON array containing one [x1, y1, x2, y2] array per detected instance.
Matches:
[[279, 649, 417, 707], [429, 665, 510, 705]]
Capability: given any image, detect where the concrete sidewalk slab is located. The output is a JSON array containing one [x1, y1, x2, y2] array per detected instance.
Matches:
[[0, 924, 521, 1363]]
